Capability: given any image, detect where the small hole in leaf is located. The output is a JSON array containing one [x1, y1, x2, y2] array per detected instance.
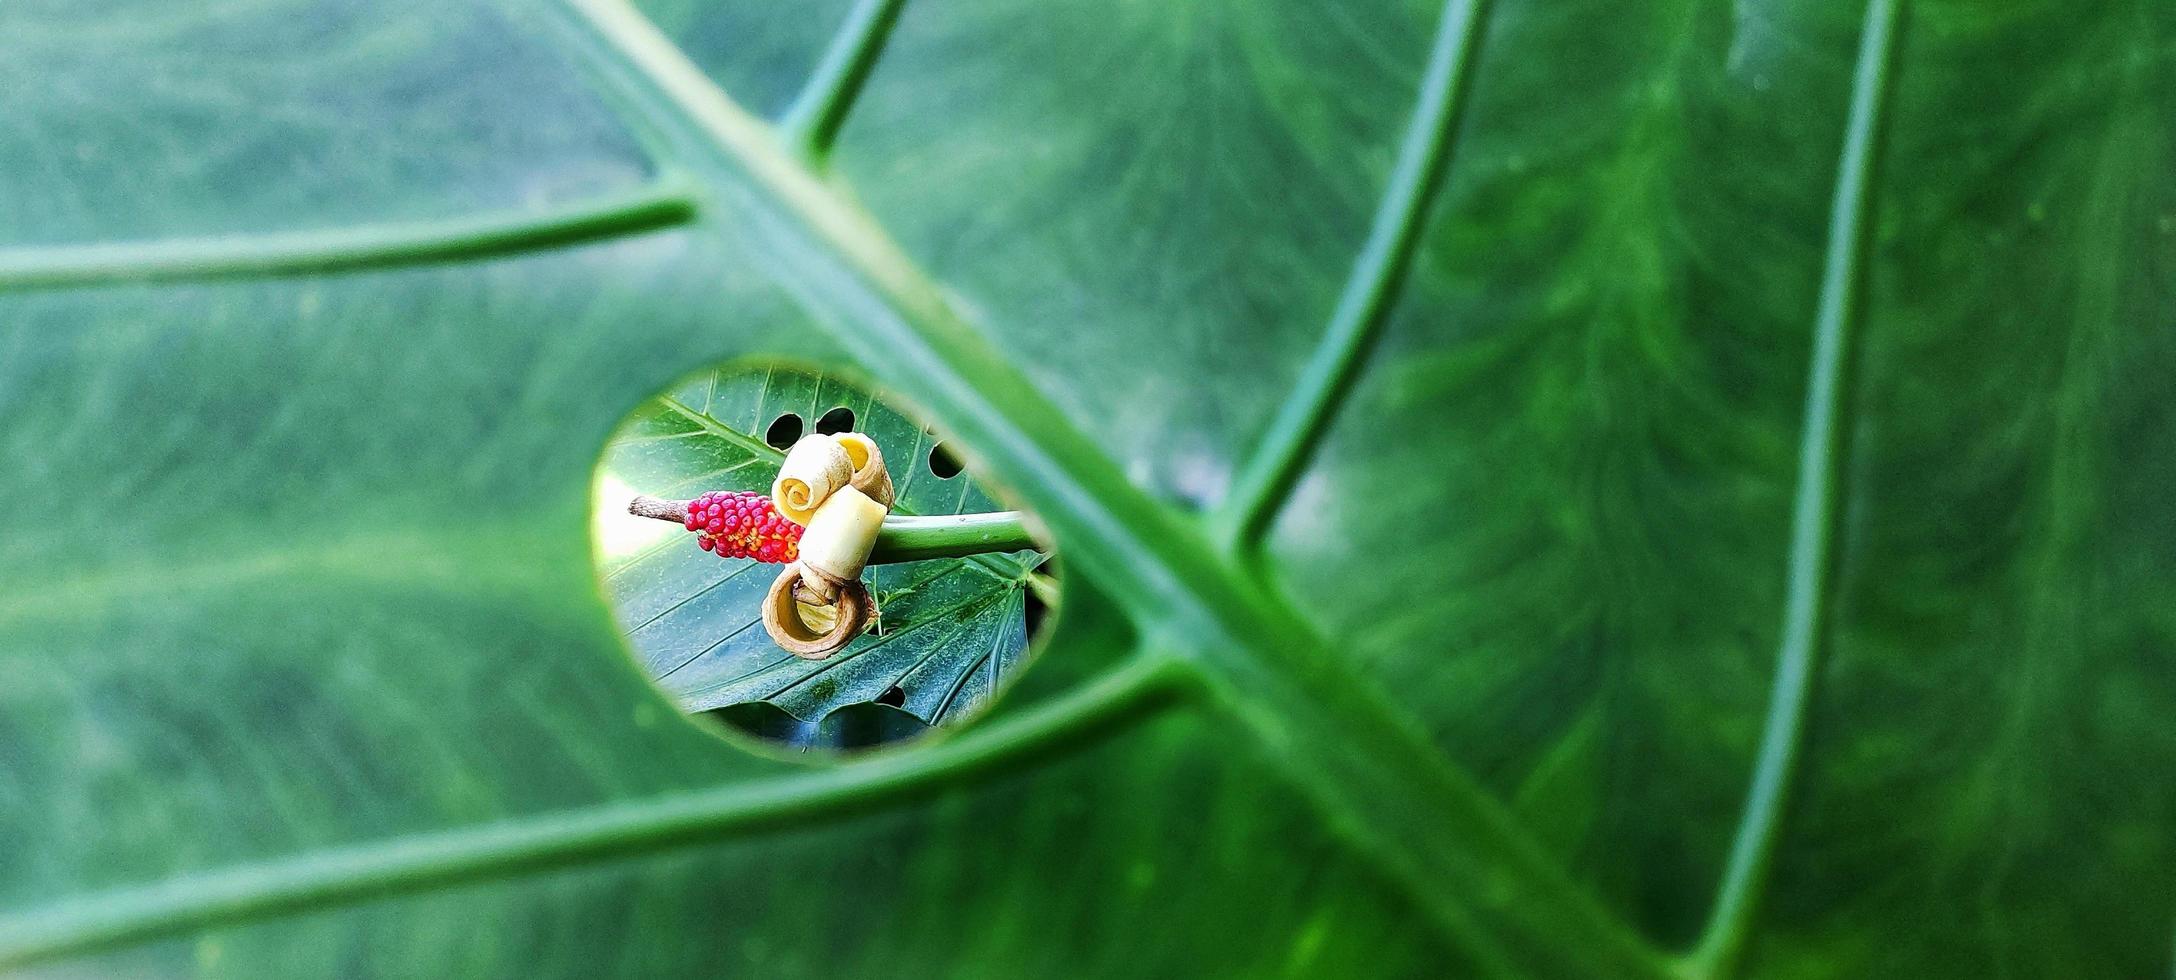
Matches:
[[929, 443, 963, 479], [815, 406, 856, 435], [875, 685, 906, 708], [1024, 557, 1056, 639], [764, 413, 803, 449]]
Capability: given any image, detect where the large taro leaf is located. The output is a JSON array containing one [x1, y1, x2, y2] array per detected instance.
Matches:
[[596, 365, 1036, 736], [0, 0, 2171, 976]]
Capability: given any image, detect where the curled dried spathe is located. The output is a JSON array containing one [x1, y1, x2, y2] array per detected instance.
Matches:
[[762, 432, 896, 659], [835, 432, 895, 510], [772, 433, 895, 525], [762, 563, 870, 660]]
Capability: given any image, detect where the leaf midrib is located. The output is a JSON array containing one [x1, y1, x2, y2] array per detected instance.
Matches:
[[540, 0, 1670, 973]]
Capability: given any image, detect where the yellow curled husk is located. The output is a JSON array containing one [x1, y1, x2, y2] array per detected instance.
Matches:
[[796, 484, 888, 585], [834, 432, 896, 508], [762, 564, 868, 660], [772, 434, 854, 525]]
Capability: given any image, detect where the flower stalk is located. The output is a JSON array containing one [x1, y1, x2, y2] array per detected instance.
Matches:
[[627, 495, 1039, 565]]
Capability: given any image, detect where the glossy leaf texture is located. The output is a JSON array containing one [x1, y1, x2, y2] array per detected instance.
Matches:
[[595, 365, 1036, 738], [0, 0, 2170, 977]]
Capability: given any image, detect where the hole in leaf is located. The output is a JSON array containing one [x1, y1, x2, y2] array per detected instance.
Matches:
[[592, 363, 1057, 754], [815, 406, 856, 435], [764, 413, 803, 449], [1023, 556, 1056, 640], [929, 443, 963, 479]]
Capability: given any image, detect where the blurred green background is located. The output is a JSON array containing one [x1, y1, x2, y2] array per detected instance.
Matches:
[[0, 0, 2169, 976]]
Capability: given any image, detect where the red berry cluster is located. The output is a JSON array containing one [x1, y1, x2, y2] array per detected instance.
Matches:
[[684, 490, 802, 563]]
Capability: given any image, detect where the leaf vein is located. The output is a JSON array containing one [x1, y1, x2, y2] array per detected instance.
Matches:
[[0, 654, 1190, 970], [779, 0, 909, 161], [1211, 0, 1494, 551], [0, 177, 702, 291], [1690, 1, 1906, 973]]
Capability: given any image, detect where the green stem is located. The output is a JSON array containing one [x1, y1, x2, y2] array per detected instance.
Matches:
[[627, 495, 1038, 564], [872, 512, 1038, 563]]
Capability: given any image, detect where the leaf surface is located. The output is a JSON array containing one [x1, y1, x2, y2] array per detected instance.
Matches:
[[0, 0, 2170, 976]]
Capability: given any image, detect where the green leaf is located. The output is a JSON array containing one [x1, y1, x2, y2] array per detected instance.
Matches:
[[2, 0, 2171, 976], [596, 365, 1034, 732]]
